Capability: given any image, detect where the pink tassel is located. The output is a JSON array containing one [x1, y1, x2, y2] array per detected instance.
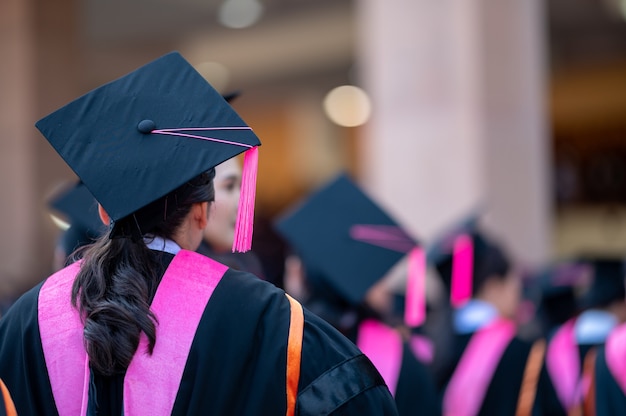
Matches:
[[404, 247, 426, 327], [450, 234, 474, 307], [232, 146, 258, 253]]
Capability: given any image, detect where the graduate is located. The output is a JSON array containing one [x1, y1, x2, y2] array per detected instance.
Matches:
[[538, 257, 626, 415], [0, 52, 397, 415], [275, 173, 440, 416], [432, 227, 545, 416]]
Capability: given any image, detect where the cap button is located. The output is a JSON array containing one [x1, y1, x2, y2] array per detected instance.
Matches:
[[137, 119, 156, 134]]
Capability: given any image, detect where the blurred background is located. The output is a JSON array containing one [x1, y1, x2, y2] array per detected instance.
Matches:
[[1, 0, 626, 302]]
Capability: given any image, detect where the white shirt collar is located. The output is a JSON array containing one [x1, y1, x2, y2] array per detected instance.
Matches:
[[454, 299, 499, 334], [144, 236, 182, 256], [574, 309, 618, 345]]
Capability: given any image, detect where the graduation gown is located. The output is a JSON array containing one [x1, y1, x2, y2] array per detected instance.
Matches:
[[534, 313, 617, 416], [356, 319, 441, 416], [436, 329, 534, 415], [593, 347, 625, 415], [0, 250, 397, 415], [594, 325, 626, 415], [394, 341, 440, 415]]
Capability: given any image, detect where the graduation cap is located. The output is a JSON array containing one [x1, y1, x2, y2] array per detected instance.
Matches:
[[48, 181, 104, 234], [36, 52, 260, 252], [274, 173, 426, 327], [577, 257, 626, 310], [48, 181, 107, 256]]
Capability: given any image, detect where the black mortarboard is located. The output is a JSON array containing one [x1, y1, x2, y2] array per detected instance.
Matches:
[[48, 181, 104, 234], [578, 257, 626, 310], [36, 52, 260, 251], [531, 260, 590, 334], [275, 173, 423, 322]]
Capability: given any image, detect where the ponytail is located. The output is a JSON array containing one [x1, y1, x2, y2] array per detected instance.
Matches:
[[71, 170, 215, 376]]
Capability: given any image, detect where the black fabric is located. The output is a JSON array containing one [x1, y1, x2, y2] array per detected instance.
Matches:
[[0, 282, 58, 416], [196, 239, 266, 279], [436, 332, 533, 416], [0, 253, 397, 415], [394, 342, 440, 416], [533, 338, 605, 415], [0, 389, 7, 416], [534, 362, 566, 416], [595, 346, 626, 415], [296, 354, 392, 416]]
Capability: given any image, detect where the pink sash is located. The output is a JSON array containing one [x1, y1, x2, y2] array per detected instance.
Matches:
[[606, 323, 626, 395], [545, 318, 581, 411], [356, 319, 404, 396], [409, 334, 434, 364], [38, 250, 227, 415], [443, 318, 516, 416]]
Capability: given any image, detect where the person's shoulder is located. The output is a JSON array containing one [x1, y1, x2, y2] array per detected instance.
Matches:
[[0, 281, 45, 326]]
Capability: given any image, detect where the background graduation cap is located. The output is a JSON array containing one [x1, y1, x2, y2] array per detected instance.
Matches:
[[577, 256, 626, 310], [274, 173, 426, 327], [36, 52, 260, 252], [529, 259, 591, 336], [48, 181, 106, 256], [48, 181, 104, 235]]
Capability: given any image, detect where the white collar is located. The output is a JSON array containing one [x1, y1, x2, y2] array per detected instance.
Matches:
[[574, 309, 618, 345], [454, 299, 499, 334], [144, 236, 182, 256]]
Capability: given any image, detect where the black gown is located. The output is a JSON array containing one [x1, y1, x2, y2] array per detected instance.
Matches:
[[534, 343, 597, 416], [595, 345, 626, 415], [436, 332, 534, 415], [394, 341, 441, 416], [0, 252, 398, 415]]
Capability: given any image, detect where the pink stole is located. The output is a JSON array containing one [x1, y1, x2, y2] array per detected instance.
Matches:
[[605, 323, 626, 395], [356, 319, 434, 396], [443, 318, 516, 416], [356, 319, 404, 396], [38, 250, 227, 416], [545, 318, 581, 411]]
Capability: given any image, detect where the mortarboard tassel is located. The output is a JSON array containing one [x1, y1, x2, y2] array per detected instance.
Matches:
[[450, 234, 474, 308], [404, 246, 426, 327], [232, 146, 259, 252]]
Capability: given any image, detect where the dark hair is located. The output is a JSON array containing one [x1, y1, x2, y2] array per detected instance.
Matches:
[[471, 235, 511, 295], [71, 170, 215, 376]]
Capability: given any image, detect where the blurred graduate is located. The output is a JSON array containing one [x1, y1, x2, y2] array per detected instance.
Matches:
[[275, 173, 440, 416], [432, 225, 546, 415], [535, 256, 626, 415]]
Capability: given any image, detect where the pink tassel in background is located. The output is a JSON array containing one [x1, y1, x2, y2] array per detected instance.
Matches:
[[232, 146, 259, 253], [450, 234, 474, 308], [405, 247, 426, 327]]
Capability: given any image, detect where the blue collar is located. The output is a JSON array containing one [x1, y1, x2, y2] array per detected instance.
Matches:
[[454, 299, 499, 334], [574, 309, 618, 345]]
